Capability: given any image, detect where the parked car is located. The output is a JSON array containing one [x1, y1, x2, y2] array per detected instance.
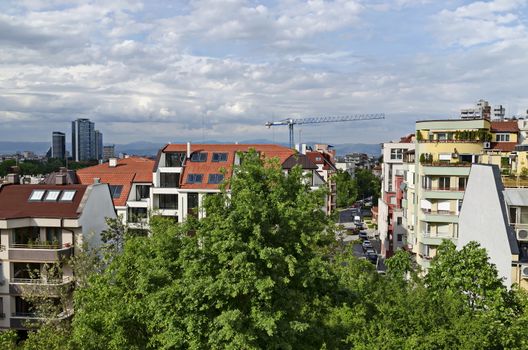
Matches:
[[362, 240, 372, 251], [365, 251, 378, 264], [355, 222, 365, 230], [358, 231, 368, 240]]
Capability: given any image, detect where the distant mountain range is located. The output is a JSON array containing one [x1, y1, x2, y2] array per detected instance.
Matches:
[[0, 140, 381, 157]]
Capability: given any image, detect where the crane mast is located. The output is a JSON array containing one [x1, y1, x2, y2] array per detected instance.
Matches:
[[265, 113, 385, 148]]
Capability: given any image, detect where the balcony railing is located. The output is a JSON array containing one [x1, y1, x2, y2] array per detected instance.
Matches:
[[10, 242, 72, 249], [422, 187, 465, 192], [421, 162, 472, 167], [421, 209, 457, 215], [422, 232, 458, 239], [10, 276, 71, 285]]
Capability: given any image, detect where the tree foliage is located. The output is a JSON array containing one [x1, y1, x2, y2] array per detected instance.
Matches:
[[7, 152, 528, 349], [334, 170, 357, 208]]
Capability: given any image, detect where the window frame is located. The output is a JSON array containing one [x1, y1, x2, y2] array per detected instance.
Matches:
[[212, 153, 228, 162], [190, 152, 208, 162], [187, 174, 204, 184]]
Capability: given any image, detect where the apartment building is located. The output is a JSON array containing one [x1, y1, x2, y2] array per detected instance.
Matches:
[[0, 180, 115, 330], [306, 148, 337, 214], [457, 164, 528, 289], [77, 157, 154, 230], [378, 135, 415, 258], [406, 117, 521, 269], [151, 143, 334, 222]]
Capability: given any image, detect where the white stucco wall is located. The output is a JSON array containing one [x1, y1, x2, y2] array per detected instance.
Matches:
[[78, 183, 117, 249], [458, 164, 513, 287]]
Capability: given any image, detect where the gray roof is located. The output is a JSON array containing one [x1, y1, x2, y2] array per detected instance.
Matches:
[[503, 188, 528, 207]]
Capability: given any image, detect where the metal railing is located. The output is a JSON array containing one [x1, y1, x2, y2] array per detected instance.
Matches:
[[9, 243, 72, 250], [10, 276, 71, 285], [421, 162, 472, 167], [421, 209, 457, 215], [422, 186, 465, 192], [421, 232, 458, 239]]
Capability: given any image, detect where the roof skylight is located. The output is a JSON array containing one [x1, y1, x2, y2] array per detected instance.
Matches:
[[29, 190, 46, 201], [44, 190, 61, 201], [60, 190, 76, 201]]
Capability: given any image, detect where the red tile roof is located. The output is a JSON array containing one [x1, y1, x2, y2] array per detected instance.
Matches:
[[0, 184, 87, 219], [305, 151, 336, 171], [490, 142, 517, 152], [161, 144, 295, 190], [77, 157, 154, 206], [491, 120, 519, 132]]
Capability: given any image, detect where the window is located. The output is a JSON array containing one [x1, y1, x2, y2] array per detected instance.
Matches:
[[438, 177, 450, 190], [212, 153, 228, 162], [396, 217, 402, 225], [159, 194, 178, 209], [128, 207, 148, 223], [29, 190, 45, 201], [165, 152, 186, 167], [496, 133, 510, 142], [390, 149, 404, 160], [136, 185, 150, 199], [60, 190, 76, 201], [421, 176, 432, 190], [437, 133, 447, 141], [46, 228, 62, 245], [109, 185, 123, 198], [190, 152, 207, 162], [510, 207, 518, 224], [44, 190, 61, 201], [187, 193, 199, 215], [458, 177, 468, 190], [160, 173, 180, 188], [12, 227, 40, 246], [208, 174, 224, 184], [187, 174, 203, 184], [397, 234, 403, 242]]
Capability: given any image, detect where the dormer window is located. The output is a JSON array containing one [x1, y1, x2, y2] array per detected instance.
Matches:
[[109, 185, 123, 198], [496, 133, 510, 142], [191, 152, 207, 162], [187, 174, 203, 184], [212, 153, 228, 162]]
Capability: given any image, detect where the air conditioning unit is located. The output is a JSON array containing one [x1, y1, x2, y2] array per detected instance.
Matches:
[[483, 142, 491, 149], [517, 228, 528, 241], [521, 265, 528, 279]]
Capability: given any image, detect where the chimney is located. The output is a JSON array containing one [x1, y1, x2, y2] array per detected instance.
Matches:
[[109, 158, 117, 167], [187, 141, 191, 159], [56, 174, 67, 185], [6, 173, 20, 184], [93, 177, 101, 184]]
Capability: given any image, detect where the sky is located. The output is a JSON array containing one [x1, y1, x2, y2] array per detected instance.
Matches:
[[1, 0, 528, 146]]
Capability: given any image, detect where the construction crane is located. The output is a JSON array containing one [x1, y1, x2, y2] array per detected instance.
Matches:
[[265, 114, 385, 148]]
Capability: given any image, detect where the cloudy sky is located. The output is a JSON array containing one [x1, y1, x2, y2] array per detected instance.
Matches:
[[1, 0, 527, 146]]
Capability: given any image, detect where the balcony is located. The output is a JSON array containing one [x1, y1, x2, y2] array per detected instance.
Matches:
[[8, 244, 73, 262], [10, 309, 73, 329], [422, 188, 465, 200], [502, 176, 528, 188], [420, 232, 457, 245], [421, 209, 459, 223], [9, 276, 72, 295], [421, 163, 472, 176]]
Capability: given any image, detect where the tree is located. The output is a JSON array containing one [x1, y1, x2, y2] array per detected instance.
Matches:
[[354, 169, 381, 204], [334, 170, 357, 208], [425, 241, 511, 312], [71, 150, 337, 349]]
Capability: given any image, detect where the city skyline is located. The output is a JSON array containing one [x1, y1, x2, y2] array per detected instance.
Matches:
[[1, 1, 527, 145]]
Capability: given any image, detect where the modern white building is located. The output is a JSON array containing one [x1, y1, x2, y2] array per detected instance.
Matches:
[[378, 135, 415, 257]]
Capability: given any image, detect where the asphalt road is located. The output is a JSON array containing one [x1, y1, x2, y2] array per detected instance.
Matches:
[[337, 207, 385, 271]]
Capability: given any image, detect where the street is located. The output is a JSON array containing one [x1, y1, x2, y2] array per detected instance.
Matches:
[[337, 207, 386, 272]]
